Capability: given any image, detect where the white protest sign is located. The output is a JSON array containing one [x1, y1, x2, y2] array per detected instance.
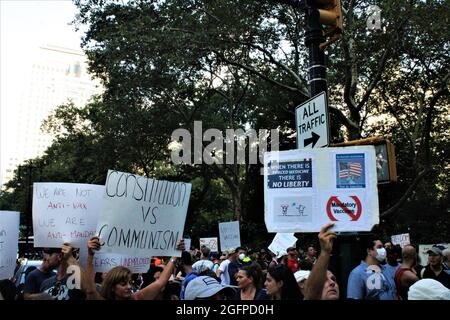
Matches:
[[391, 233, 410, 248], [96, 170, 191, 257], [78, 247, 151, 273], [184, 238, 191, 251], [268, 233, 297, 257], [264, 146, 379, 232], [418, 243, 449, 267], [219, 221, 241, 252], [0, 211, 20, 280], [32, 183, 104, 248], [200, 237, 218, 252]]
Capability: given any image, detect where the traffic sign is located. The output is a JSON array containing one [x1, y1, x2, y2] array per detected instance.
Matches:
[[295, 92, 329, 148]]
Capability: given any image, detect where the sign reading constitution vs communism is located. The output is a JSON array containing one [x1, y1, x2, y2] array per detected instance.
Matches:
[[264, 146, 379, 233], [96, 170, 192, 257]]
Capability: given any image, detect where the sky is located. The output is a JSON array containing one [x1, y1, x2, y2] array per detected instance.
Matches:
[[0, 0, 86, 182]]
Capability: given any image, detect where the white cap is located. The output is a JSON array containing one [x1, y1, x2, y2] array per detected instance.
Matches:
[[184, 276, 236, 300], [408, 279, 450, 300], [294, 270, 310, 283]]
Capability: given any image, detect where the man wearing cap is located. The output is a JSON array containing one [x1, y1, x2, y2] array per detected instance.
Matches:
[[22, 248, 58, 300], [286, 247, 299, 273], [421, 245, 450, 289], [216, 248, 235, 285], [184, 275, 236, 300]]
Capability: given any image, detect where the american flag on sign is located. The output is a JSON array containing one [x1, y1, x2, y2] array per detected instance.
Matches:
[[339, 162, 362, 179]]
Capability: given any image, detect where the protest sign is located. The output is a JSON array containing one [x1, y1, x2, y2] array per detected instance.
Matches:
[[183, 238, 191, 251], [391, 233, 410, 248], [32, 183, 104, 248], [0, 211, 20, 280], [199, 237, 218, 252], [78, 247, 151, 273], [268, 233, 297, 257], [219, 221, 241, 252], [96, 170, 191, 257], [264, 146, 379, 232]]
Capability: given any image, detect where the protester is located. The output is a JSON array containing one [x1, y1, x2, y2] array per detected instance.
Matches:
[[192, 246, 214, 272], [420, 244, 450, 288], [304, 223, 339, 300], [22, 249, 57, 300], [383, 245, 401, 298], [264, 264, 302, 300], [180, 250, 198, 299], [184, 275, 236, 300], [347, 236, 396, 300], [83, 236, 184, 300], [443, 248, 450, 275], [216, 248, 235, 285], [227, 247, 247, 286], [232, 264, 268, 300], [286, 247, 299, 273], [393, 245, 419, 300], [39, 243, 84, 300]]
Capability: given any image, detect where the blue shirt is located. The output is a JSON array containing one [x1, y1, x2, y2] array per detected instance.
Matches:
[[347, 261, 396, 300], [383, 262, 401, 298], [180, 271, 198, 300]]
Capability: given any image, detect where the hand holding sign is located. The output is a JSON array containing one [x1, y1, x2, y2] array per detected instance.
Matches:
[[318, 223, 337, 255]]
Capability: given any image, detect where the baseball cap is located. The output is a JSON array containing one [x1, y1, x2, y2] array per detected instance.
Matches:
[[184, 276, 236, 300], [294, 270, 311, 283], [408, 279, 450, 300], [427, 245, 445, 256]]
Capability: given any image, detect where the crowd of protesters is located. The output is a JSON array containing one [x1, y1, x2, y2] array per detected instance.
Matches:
[[1, 223, 449, 301]]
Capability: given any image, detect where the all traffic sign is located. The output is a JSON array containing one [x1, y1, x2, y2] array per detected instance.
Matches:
[[295, 92, 329, 148]]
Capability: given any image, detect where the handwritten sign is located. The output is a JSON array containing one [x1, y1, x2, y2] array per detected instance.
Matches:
[[264, 146, 379, 232], [96, 170, 191, 257], [32, 183, 104, 248], [219, 221, 241, 252], [268, 233, 297, 258], [0, 211, 20, 280], [78, 247, 151, 273], [391, 233, 410, 248], [199, 237, 218, 252]]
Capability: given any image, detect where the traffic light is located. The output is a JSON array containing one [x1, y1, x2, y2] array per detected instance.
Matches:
[[331, 136, 398, 184], [312, 0, 343, 37]]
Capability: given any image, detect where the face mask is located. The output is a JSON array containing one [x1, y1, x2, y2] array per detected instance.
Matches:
[[238, 253, 245, 261], [375, 248, 386, 262]]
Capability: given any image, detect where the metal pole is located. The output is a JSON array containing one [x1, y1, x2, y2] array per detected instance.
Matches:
[[305, 7, 327, 97]]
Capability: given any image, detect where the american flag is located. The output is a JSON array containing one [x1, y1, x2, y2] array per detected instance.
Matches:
[[339, 162, 362, 179]]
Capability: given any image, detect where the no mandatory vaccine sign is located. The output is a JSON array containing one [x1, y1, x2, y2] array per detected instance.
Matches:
[[295, 92, 329, 148]]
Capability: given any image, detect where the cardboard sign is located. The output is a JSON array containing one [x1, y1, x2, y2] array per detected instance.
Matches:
[[268, 233, 297, 257], [219, 221, 241, 252], [96, 170, 191, 257], [32, 183, 104, 248], [0, 211, 20, 280], [78, 247, 151, 273], [199, 237, 218, 252], [264, 146, 379, 232], [391, 233, 410, 248]]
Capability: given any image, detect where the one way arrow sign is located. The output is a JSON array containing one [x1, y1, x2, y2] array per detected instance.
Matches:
[[295, 92, 329, 149]]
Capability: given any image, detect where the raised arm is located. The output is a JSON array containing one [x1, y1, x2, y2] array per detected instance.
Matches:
[[304, 223, 336, 300], [133, 239, 184, 300], [82, 237, 103, 300]]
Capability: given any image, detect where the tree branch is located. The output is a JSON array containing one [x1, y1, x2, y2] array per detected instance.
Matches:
[[329, 105, 359, 132], [380, 167, 433, 218], [211, 49, 308, 99]]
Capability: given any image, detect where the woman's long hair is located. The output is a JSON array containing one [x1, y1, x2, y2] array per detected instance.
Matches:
[[267, 264, 302, 300], [241, 263, 263, 290], [100, 266, 132, 300]]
